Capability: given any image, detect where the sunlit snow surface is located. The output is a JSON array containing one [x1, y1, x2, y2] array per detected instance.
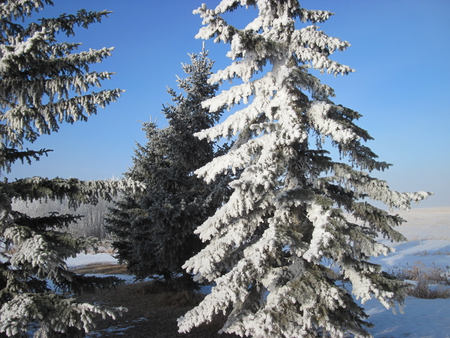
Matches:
[[66, 207, 450, 338], [366, 207, 450, 338], [66, 253, 118, 267]]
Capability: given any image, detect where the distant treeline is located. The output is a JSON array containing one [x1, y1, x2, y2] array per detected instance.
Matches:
[[13, 197, 114, 240]]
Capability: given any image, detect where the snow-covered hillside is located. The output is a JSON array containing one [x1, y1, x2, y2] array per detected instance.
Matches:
[[67, 207, 450, 338], [366, 207, 450, 337]]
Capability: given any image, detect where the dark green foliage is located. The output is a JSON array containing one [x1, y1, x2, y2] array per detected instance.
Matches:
[[106, 49, 228, 288]]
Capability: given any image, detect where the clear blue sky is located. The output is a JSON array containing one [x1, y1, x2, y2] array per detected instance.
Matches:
[[7, 0, 450, 208]]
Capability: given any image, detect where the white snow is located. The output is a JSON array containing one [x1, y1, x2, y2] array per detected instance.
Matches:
[[364, 297, 450, 338], [66, 253, 119, 268], [66, 207, 450, 337], [362, 207, 450, 337]]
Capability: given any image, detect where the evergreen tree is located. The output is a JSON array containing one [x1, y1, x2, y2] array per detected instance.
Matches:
[[106, 48, 228, 288], [178, 1, 432, 337], [0, 1, 138, 337]]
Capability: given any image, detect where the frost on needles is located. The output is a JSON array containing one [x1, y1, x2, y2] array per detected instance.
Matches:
[[105, 48, 230, 288], [0, 1, 137, 337], [178, 1, 432, 338]]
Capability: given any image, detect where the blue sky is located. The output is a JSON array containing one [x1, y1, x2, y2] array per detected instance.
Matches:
[[7, 1, 450, 208]]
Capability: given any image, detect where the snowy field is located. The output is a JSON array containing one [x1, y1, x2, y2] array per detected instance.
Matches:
[[367, 207, 450, 337], [67, 207, 450, 338]]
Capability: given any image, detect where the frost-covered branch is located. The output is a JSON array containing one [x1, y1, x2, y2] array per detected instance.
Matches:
[[179, 1, 432, 337]]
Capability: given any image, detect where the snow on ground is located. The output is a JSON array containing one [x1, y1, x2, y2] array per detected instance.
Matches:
[[372, 239, 450, 269], [365, 296, 450, 338], [85, 318, 149, 338], [66, 207, 450, 337], [392, 207, 450, 242], [365, 207, 450, 337], [66, 253, 141, 284], [66, 252, 118, 267]]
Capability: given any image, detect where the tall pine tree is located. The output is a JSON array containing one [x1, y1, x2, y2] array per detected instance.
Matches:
[[178, 1, 432, 337], [106, 48, 228, 289], [0, 1, 139, 337]]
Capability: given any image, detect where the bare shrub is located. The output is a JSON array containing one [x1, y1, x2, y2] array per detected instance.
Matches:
[[433, 250, 450, 256], [390, 261, 449, 284], [409, 279, 450, 299], [389, 261, 450, 299]]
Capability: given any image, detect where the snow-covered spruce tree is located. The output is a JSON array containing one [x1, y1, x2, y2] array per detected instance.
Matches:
[[106, 49, 229, 289], [0, 1, 139, 337], [178, 1, 432, 337]]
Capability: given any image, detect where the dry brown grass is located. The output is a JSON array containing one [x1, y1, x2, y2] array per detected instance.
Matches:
[[412, 250, 450, 256], [74, 273, 240, 338], [135, 280, 206, 307], [70, 263, 128, 275], [74, 257, 450, 337], [389, 261, 450, 299], [408, 279, 450, 299], [389, 261, 449, 283]]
